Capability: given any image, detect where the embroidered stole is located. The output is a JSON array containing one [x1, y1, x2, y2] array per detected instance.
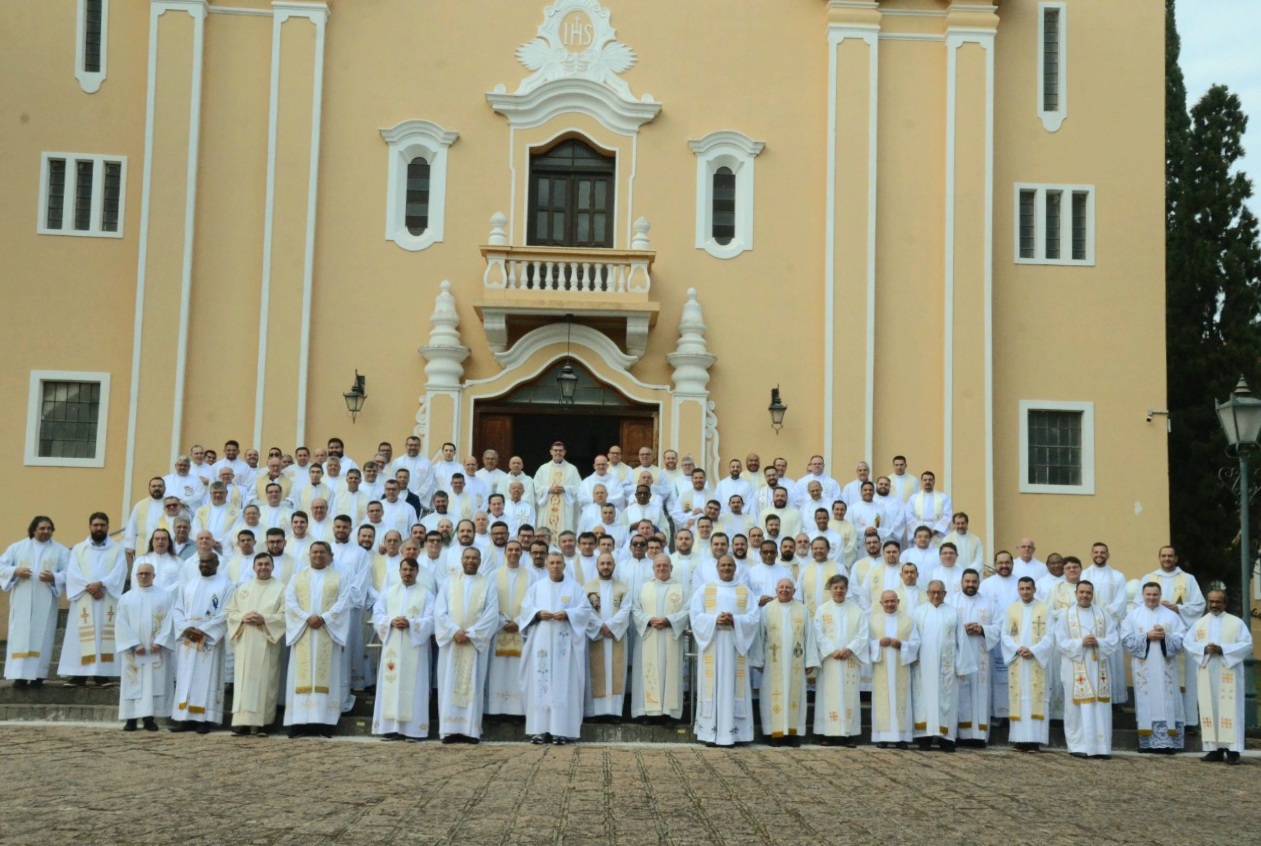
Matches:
[[819, 602, 862, 733], [764, 601, 808, 736], [1007, 601, 1048, 720], [701, 583, 749, 718], [379, 585, 427, 722], [639, 581, 684, 713], [1067, 605, 1110, 704], [1195, 614, 1243, 745], [293, 568, 340, 695], [585, 578, 628, 697], [449, 575, 490, 708], [494, 568, 529, 657], [71, 544, 122, 665], [870, 610, 913, 733]]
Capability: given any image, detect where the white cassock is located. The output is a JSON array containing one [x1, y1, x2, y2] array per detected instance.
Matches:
[[132, 553, 184, 595], [123, 497, 168, 553], [580, 473, 626, 510], [504, 500, 537, 534], [714, 477, 756, 515], [1185, 612, 1253, 753], [912, 602, 977, 742], [631, 578, 689, 719], [813, 598, 869, 737], [869, 609, 919, 743], [115, 585, 174, 720], [519, 576, 593, 739], [691, 580, 760, 745], [533, 460, 582, 536], [747, 563, 798, 604], [486, 566, 534, 716], [757, 599, 819, 738], [949, 591, 1000, 742], [944, 531, 984, 575], [1, 537, 69, 680], [332, 543, 374, 700], [1043, 578, 1078, 720], [902, 545, 938, 579], [903, 491, 953, 544], [584, 578, 632, 718], [1055, 603, 1119, 755], [1141, 567, 1206, 729], [1082, 564, 1129, 704], [1001, 600, 1054, 745], [979, 573, 1021, 718], [225, 577, 287, 728], [284, 567, 353, 726], [1121, 604, 1185, 750], [58, 538, 128, 678], [372, 582, 435, 739], [434, 573, 500, 739], [165, 572, 235, 723], [798, 561, 845, 617]]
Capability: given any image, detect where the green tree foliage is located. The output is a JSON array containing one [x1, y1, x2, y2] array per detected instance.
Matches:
[[1166, 0, 1261, 600]]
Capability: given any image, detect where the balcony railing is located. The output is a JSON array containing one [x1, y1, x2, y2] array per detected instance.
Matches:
[[481, 213, 654, 297]]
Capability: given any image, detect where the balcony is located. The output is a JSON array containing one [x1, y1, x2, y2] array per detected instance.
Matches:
[[474, 212, 659, 359]]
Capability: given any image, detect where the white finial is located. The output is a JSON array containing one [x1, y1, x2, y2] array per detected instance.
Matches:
[[632, 217, 651, 250], [488, 212, 508, 246]]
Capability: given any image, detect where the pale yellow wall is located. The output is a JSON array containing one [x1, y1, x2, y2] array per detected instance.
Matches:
[[0, 0, 1170, 613]]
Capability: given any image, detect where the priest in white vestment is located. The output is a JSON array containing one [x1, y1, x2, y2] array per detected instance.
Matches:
[[284, 542, 354, 737], [435, 547, 500, 743], [123, 478, 170, 563], [980, 553, 1021, 719], [913, 580, 977, 751], [1122, 582, 1186, 753], [1, 517, 69, 685], [1140, 545, 1206, 731], [691, 556, 761, 746], [1185, 589, 1253, 763], [1001, 577, 1055, 751], [757, 579, 819, 745], [519, 553, 593, 744], [485, 543, 534, 716], [1054, 580, 1119, 757], [225, 553, 287, 734], [949, 569, 1000, 746], [584, 555, 631, 718], [59, 514, 128, 684], [164, 553, 235, 731], [903, 472, 953, 546], [631, 556, 690, 721], [115, 563, 172, 731], [132, 528, 184, 595], [799, 538, 846, 616], [1084, 542, 1130, 704], [372, 558, 435, 740], [869, 590, 919, 748], [813, 574, 869, 744], [534, 442, 582, 536]]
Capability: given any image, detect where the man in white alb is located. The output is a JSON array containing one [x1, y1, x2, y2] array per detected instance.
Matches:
[[1002, 576, 1054, 752], [691, 555, 760, 746], [912, 579, 976, 752], [1054, 580, 1118, 758], [435, 547, 500, 743], [534, 442, 582, 537], [59, 512, 127, 687], [1121, 581, 1186, 754], [225, 552, 287, 735], [165, 552, 235, 733], [1, 516, 69, 687], [372, 557, 435, 741], [115, 562, 173, 732], [520, 552, 592, 745], [284, 542, 354, 738], [1185, 589, 1253, 765], [631, 555, 689, 722]]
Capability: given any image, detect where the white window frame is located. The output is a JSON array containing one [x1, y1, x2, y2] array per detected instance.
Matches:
[[689, 130, 765, 260], [380, 119, 458, 252], [24, 370, 112, 468], [37, 153, 127, 238], [76, 0, 109, 94], [1037, 2, 1067, 132], [1013, 183, 1094, 266], [1019, 400, 1094, 495]]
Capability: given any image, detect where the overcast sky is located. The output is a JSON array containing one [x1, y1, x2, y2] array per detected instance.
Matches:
[[1176, 0, 1261, 215]]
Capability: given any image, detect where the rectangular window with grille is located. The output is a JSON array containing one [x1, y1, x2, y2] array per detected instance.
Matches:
[[1013, 183, 1092, 265], [1020, 401, 1094, 494], [24, 371, 111, 468], [38, 153, 125, 238]]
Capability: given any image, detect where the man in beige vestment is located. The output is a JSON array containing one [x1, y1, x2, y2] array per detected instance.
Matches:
[[814, 574, 869, 745], [533, 442, 582, 537], [758, 578, 819, 746], [869, 590, 919, 748], [1185, 589, 1253, 764], [585, 553, 631, 718], [226, 553, 287, 735], [631, 555, 689, 722], [284, 542, 354, 737]]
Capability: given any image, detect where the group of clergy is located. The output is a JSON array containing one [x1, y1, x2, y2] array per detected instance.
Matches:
[[0, 437, 1253, 761]]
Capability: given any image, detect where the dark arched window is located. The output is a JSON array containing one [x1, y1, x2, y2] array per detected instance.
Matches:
[[405, 156, 431, 236], [712, 166, 735, 246], [528, 138, 615, 247]]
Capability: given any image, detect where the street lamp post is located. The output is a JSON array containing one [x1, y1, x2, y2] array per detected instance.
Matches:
[[1215, 375, 1261, 728]]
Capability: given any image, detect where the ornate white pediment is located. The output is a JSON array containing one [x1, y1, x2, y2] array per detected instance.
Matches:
[[487, 0, 661, 135]]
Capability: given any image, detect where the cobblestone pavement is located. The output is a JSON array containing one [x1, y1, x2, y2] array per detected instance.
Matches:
[[1, 724, 1256, 846]]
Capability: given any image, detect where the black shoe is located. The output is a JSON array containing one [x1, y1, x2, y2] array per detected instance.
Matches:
[[169, 721, 194, 733], [29, 679, 43, 689], [1227, 752, 1242, 765], [1202, 749, 1226, 762], [915, 738, 933, 751], [704, 742, 717, 748], [318, 728, 334, 738], [288, 727, 306, 739], [787, 736, 801, 748], [1070, 752, 1089, 759], [123, 719, 137, 732], [195, 723, 212, 735], [441, 735, 457, 744], [1027, 744, 1042, 753], [895, 742, 909, 750], [63, 677, 87, 688], [941, 741, 957, 753], [142, 718, 159, 732], [530, 734, 548, 745], [252, 727, 269, 737], [1090, 754, 1111, 760], [231, 727, 249, 737], [381, 733, 402, 742], [93, 677, 115, 688], [551, 736, 568, 746], [13, 679, 28, 689], [876, 742, 889, 750]]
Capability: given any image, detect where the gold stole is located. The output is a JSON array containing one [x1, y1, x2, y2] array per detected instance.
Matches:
[[257, 474, 291, 502], [1195, 614, 1243, 745], [702, 583, 749, 718], [584, 578, 627, 698], [372, 555, 389, 594], [544, 464, 567, 533], [1007, 601, 1048, 720], [802, 562, 838, 614], [293, 568, 340, 695], [853, 558, 874, 591], [870, 610, 913, 733], [448, 575, 490, 708], [639, 581, 684, 713], [72, 545, 121, 665], [379, 586, 427, 722], [1051, 580, 1076, 613], [820, 602, 861, 731], [764, 601, 808, 737], [1067, 605, 1109, 704], [494, 568, 529, 657]]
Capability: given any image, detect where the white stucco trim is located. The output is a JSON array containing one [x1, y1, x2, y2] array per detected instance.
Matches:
[[75, 0, 109, 94], [688, 130, 765, 260], [1037, 3, 1068, 133], [487, 78, 661, 135], [25, 370, 112, 469], [36, 153, 127, 238], [380, 119, 459, 252]]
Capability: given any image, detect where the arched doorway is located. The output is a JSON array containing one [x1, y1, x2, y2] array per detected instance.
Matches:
[[473, 360, 656, 473]]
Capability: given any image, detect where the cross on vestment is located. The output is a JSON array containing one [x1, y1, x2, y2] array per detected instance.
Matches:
[[80, 607, 91, 624], [107, 608, 115, 623], [769, 641, 780, 661]]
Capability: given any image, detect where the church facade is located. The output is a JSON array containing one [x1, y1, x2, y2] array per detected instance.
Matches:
[[0, 0, 1167, 597]]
